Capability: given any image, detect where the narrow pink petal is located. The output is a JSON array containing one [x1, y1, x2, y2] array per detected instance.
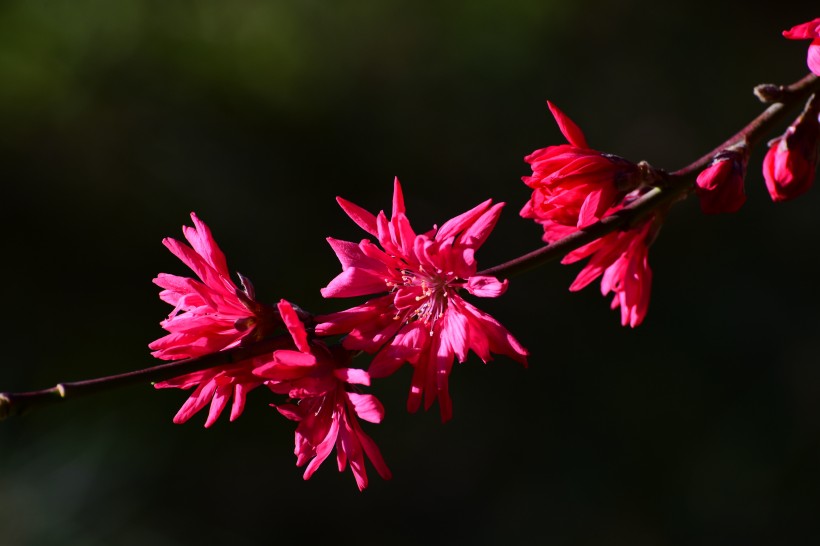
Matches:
[[368, 323, 425, 377], [337, 196, 378, 237], [325, 238, 370, 270], [204, 384, 232, 428], [162, 237, 237, 300], [569, 262, 606, 291], [172, 380, 218, 425], [782, 18, 820, 40], [368, 349, 409, 378], [315, 296, 392, 336], [271, 349, 317, 367], [391, 176, 406, 217], [334, 367, 371, 386], [346, 392, 385, 423], [393, 213, 418, 258], [253, 352, 316, 381], [275, 403, 301, 421], [303, 417, 340, 481], [578, 189, 604, 227], [465, 276, 508, 298], [460, 301, 528, 366], [337, 415, 369, 490], [423, 335, 444, 412], [407, 354, 427, 414], [353, 420, 392, 481], [456, 202, 504, 249], [277, 300, 310, 353], [186, 212, 230, 278], [154, 369, 212, 389], [335, 415, 353, 471], [547, 100, 589, 148], [229, 382, 250, 421], [441, 307, 469, 363], [320, 267, 389, 299], [436, 199, 493, 243]]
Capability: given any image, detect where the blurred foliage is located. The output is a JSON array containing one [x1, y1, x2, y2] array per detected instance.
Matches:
[[1, 1, 820, 545]]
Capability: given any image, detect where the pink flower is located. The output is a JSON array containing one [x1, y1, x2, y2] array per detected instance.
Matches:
[[695, 145, 749, 214], [763, 94, 820, 202], [562, 204, 660, 328], [521, 101, 643, 239], [150, 212, 281, 426], [153, 356, 275, 427], [317, 178, 528, 422], [783, 18, 820, 76], [258, 300, 391, 491]]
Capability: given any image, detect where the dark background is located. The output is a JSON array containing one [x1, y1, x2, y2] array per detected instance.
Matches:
[[2, 1, 819, 544]]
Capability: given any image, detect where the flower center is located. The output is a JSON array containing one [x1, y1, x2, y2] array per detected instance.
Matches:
[[386, 265, 459, 334]]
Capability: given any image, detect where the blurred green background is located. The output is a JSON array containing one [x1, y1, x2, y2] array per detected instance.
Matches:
[[2, 1, 820, 544]]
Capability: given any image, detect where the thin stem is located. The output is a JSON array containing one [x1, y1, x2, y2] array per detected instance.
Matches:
[[2, 75, 818, 421], [0, 335, 289, 420], [479, 73, 820, 280]]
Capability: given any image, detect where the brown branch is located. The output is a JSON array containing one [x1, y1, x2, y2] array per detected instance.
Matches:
[[2, 75, 818, 422], [479, 73, 820, 280], [0, 335, 289, 420]]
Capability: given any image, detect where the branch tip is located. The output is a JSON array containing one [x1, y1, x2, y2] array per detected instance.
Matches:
[[754, 83, 783, 103]]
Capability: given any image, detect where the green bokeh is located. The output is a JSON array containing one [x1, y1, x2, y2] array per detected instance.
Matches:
[[1, 1, 819, 544]]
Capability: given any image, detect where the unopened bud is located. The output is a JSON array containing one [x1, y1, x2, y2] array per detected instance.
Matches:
[[763, 94, 820, 202], [695, 143, 749, 214]]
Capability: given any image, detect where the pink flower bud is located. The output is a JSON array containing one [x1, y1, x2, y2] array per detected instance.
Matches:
[[695, 146, 748, 214], [762, 95, 820, 202]]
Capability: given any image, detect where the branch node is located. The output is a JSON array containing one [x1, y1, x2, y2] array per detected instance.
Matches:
[[0, 394, 10, 421], [754, 83, 784, 103], [56, 384, 66, 398]]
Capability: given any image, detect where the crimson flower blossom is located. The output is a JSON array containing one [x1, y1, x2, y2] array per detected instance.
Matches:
[[317, 178, 528, 422], [258, 300, 391, 491], [695, 145, 749, 214], [763, 94, 820, 202], [521, 101, 643, 240], [150, 212, 281, 426], [561, 198, 661, 328], [783, 18, 820, 76]]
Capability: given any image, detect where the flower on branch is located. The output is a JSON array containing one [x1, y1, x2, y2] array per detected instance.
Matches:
[[562, 200, 661, 328], [520, 101, 664, 326], [763, 93, 820, 202], [783, 18, 820, 76], [695, 143, 749, 214], [521, 101, 644, 239], [317, 178, 528, 423], [259, 300, 391, 491], [150, 212, 282, 426]]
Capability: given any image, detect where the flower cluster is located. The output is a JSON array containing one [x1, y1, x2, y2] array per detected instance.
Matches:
[[143, 17, 820, 491], [151, 214, 390, 489], [764, 19, 820, 201], [515, 15, 820, 326], [520, 102, 664, 326], [150, 196, 529, 485]]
